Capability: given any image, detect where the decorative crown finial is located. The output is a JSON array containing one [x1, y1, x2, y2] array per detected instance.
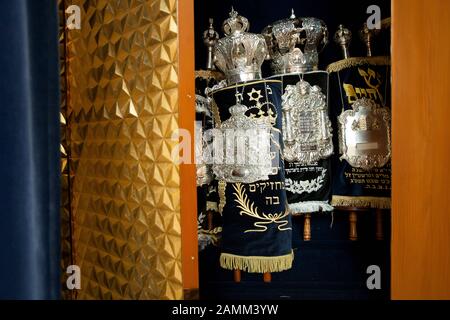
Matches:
[[334, 24, 352, 59], [214, 9, 267, 84], [262, 14, 328, 75], [222, 8, 249, 35], [359, 22, 380, 57], [203, 18, 219, 70], [290, 9, 296, 19]]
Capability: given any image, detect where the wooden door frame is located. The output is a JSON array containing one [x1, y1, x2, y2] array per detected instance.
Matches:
[[178, 0, 199, 296], [179, 0, 450, 299], [391, 0, 450, 300]]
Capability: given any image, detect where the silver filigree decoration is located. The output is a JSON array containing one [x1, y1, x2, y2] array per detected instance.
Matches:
[[195, 94, 212, 117], [262, 10, 328, 75], [205, 80, 227, 96], [214, 8, 268, 84], [285, 169, 327, 194], [195, 117, 213, 186], [338, 98, 391, 170], [281, 80, 333, 164], [211, 102, 273, 183]]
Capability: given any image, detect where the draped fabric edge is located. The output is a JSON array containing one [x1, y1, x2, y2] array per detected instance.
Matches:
[[326, 56, 391, 73], [331, 195, 391, 209], [288, 201, 334, 215], [220, 251, 294, 273]]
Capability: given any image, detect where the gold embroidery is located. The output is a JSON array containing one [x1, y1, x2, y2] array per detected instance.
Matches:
[[331, 195, 391, 209], [210, 98, 222, 126], [326, 56, 390, 73], [358, 68, 384, 102], [232, 183, 291, 233], [218, 180, 226, 214]]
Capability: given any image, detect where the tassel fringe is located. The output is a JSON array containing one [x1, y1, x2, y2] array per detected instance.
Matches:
[[220, 251, 294, 273], [331, 195, 391, 209], [206, 201, 218, 212]]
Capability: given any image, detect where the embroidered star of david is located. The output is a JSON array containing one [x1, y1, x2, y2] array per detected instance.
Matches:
[[247, 88, 263, 104]]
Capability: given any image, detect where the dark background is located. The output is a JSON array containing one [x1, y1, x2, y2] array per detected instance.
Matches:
[[195, 0, 391, 300], [194, 0, 391, 71]]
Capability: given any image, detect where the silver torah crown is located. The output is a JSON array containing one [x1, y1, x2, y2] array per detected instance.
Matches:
[[212, 102, 273, 184], [281, 79, 333, 164], [214, 8, 268, 84], [262, 10, 328, 75], [203, 18, 220, 70]]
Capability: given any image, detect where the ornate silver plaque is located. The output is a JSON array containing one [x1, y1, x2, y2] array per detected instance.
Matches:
[[211, 102, 273, 184], [195, 95, 213, 186], [338, 98, 391, 170], [281, 80, 333, 164]]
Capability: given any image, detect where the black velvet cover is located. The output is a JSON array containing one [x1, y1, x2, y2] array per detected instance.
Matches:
[[328, 59, 391, 207], [210, 80, 293, 272], [269, 72, 333, 213]]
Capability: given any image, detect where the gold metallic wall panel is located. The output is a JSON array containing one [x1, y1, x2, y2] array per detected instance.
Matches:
[[65, 0, 182, 299], [59, 0, 74, 300]]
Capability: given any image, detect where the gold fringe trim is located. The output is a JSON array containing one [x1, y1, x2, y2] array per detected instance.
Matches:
[[195, 69, 225, 81], [220, 251, 294, 273], [210, 98, 221, 126], [206, 201, 218, 212], [218, 180, 227, 214], [331, 195, 391, 209], [326, 56, 391, 73]]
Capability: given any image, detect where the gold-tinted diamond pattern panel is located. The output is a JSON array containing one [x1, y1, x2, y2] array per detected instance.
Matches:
[[59, 0, 74, 300], [65, 0, 182, 299]]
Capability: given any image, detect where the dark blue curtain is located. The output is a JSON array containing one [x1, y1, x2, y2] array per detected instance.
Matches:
[[0, 0, 60, 299]]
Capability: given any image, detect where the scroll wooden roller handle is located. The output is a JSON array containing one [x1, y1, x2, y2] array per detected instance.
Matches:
[[304, 213, 311, 241], [233, 269, 241, 283], [207, 211, 213, 231], [349, 211, 358, 241], [375, 209, 384, 241]]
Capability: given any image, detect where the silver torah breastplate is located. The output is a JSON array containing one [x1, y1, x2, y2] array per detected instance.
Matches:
[[338, 98, 391, 171], [211, 102, 274, 184], [281, 80, 333, 164]]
